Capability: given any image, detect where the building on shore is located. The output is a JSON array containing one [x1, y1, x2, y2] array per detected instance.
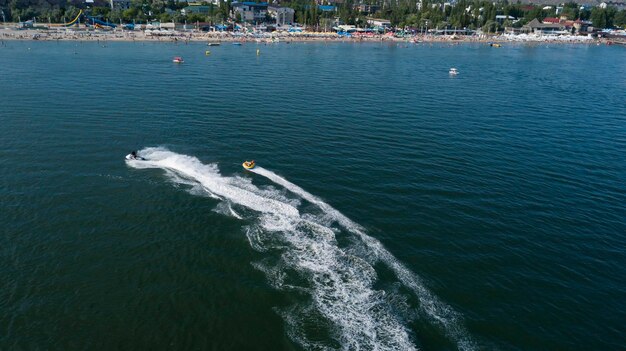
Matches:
[[110, 0, 131, 10], [542, 17, 561, 24], [268, 5, 294, 26], [599, 1, 626, 11], [520, 17, 594, 35], [317, 5, 337, 13], [181, 5, 211, 16], [367, 18, 391, 30], [355, 4, 380, 15], [495, 15, 516, 24], [522, 18, 566, 35], [232, 2, 268, 24]]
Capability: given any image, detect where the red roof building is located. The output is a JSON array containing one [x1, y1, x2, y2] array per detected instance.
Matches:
[[542, 17, 561, 24]]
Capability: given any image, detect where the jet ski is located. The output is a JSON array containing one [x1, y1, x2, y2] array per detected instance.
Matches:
[[125, 151, 145, 161], [242, 160, 255, 170]]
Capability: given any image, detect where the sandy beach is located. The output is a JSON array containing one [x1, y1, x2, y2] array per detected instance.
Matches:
[[0, 25, 611, 44]]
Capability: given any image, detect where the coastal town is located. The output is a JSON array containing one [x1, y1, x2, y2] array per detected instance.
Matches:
[[1, 0, 625, 43]]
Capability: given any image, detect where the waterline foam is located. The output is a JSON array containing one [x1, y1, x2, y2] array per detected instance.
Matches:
[[128, 148, 473, 350]]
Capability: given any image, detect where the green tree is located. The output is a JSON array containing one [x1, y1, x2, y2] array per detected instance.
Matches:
[[591, 7, 607, 28], [605, 6, 618, 27], [159, 12, 171, 22], [109, 9, 122, 23], [482, 19, 497, 33], [579, 9, 591, 21], [187, 12, 205, 22], [561, 2, 579, 20], [615, 10, 626, 27], [122, 7, 138, 22], [217, 0, 230, 21], [404, 13, 419, 27], [91, 7, 111, 17], [523, 6, 544, 23]]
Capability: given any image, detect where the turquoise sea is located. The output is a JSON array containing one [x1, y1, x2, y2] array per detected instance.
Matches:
[[1, 40, 625, 350]]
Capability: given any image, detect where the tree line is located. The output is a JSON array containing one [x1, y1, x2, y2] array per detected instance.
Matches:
[[0, 0, 230, 24], [1, 0, 625, 29]]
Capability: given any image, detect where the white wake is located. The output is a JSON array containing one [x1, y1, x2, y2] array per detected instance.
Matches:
[[127, 147, 474, 350], [251, 166, 475, 351]]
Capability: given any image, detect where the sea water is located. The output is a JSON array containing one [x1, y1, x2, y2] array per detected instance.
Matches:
[[1, 41, 625, 350]]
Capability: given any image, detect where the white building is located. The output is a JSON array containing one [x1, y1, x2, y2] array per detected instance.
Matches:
[[110, 0, 131, 9], [367, 19, 391, 28], [231, 2, 268, 23], [268, 5, 294, 26], [599, 1, 626, 10], [495, 15, 516, 24]]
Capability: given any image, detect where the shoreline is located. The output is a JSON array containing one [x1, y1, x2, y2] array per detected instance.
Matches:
[[1, 27, 617, 45]]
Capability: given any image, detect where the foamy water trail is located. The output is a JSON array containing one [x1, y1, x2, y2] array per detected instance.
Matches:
[[251, 166, 475, 350], [127, 148, 299, 218], [127, 148, 417, 350]]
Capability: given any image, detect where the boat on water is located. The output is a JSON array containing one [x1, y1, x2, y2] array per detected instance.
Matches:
[[449, 68, 458, 75], [207, 42, 220, 46], [172, 56, 184, 63], [125, 151, 145, 161], [489, 43, 502, 47], [233, 42, 242, 46], [242, 160, 255, 170]]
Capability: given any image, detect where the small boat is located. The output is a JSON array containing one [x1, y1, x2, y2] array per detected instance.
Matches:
[[242, 160, 255, 170], [449, 68, 458, 75], [207, 42, 220, 46], [125, 152, 145, 161], [172, 56, 184, 63], [233, 42, 242, 46], [490, 43, 501, 48]]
